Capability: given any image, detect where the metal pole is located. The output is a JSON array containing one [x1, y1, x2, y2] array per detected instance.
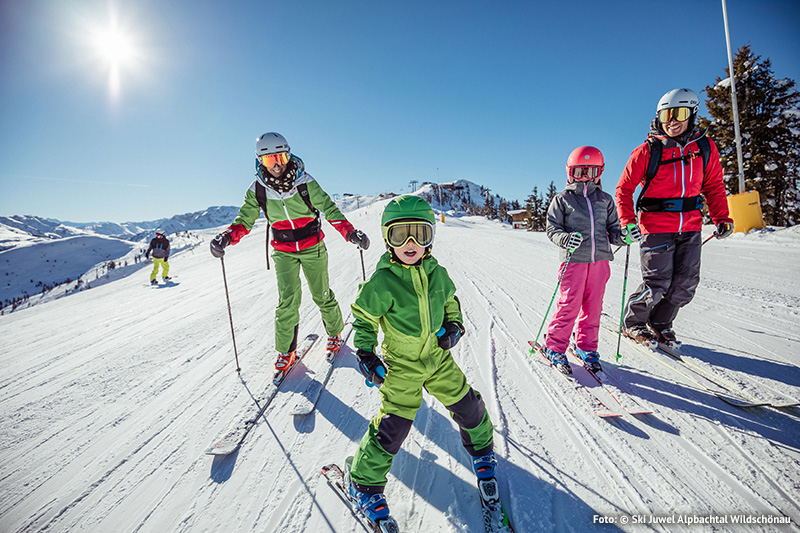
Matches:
[[615, 246, 631, 362], [220, 257, 241, 373], [722, 0, 746, 193]]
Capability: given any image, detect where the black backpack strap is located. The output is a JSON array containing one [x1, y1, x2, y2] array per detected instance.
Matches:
[[697, 136, 710, 175], [296, 182, 319, 217], [637, 138, 662, 212], [255, 181, 271, 270], [296, 182, 322, 256]]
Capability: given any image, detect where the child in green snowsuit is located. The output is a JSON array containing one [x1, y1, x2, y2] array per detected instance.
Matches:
[[346, 195, 496, 524]]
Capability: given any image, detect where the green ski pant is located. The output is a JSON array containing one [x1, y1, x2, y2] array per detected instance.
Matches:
[[350, 349, 494, 490], [150, 258, 169, 281], [272, 243, 344, 353]]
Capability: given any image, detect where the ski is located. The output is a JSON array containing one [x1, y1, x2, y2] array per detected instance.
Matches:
[[655, 341, 799, 408], [205, 333, 320, 455], [528, 341, 620, 418], [320, 461, 400, 533], [291, 323, 354, 416], [476, 477, 515, 533], [609, 327, 769, 408], [566, 345, 652, 415], [599, 318, 797, 409]]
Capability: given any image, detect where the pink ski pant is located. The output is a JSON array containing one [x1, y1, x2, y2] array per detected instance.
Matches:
[[546, 260, 611, 354]]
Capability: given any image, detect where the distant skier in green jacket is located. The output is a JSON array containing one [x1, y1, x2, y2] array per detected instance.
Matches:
[[209, 132, 370, 381], [345, 195, 496, 526]]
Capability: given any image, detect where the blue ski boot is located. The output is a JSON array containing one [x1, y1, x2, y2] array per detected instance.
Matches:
[[574, 347, 602, 374], [545, 349, 572, 375], [473, 452, 500, 504], [348, 485, 390, 523]]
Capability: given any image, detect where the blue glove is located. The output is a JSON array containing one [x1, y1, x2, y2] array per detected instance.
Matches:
[[356, 349, 386, 386], [436, 321, 465, 350]]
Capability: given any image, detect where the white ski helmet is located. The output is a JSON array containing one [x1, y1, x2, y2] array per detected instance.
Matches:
[[155, 228, 165, 237], [656, 88, 699, 115], [255, 132, 290, 157]]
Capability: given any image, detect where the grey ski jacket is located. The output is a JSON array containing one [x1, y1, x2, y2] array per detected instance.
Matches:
[[546, 181, 626, 264]]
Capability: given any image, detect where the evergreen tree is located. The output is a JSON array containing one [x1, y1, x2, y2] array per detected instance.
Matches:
[[498, 199, 509, 223], [484, 191, 498, 220], [699, 44, 800, 226]]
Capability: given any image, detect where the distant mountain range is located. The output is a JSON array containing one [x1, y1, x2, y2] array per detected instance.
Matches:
[[1, 179, 511, 252]]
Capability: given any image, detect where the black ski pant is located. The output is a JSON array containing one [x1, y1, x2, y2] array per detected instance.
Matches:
[[624, 231, 702, 332]]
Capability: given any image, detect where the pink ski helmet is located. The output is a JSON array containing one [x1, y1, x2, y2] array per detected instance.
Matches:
[[566, 146, 604, 183]]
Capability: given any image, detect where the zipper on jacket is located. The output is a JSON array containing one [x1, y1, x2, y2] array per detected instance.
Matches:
[[583, 186, 596, 262], [411, 264, 437, 369], [280, 199, 300, 252]]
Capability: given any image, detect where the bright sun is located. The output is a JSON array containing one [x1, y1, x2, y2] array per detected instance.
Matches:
[[95, 27, 135, 66], [90, 16, 141, 102]]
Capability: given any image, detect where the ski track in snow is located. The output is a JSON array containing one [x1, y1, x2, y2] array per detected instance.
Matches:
[[1, 211, 799, 532]]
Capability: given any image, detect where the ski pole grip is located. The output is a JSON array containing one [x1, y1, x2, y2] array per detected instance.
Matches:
[[366, 366, 386, 388], [436, 327, 445, 337]]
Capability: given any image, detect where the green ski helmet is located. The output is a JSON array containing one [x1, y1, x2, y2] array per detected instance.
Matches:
[[381, 195, 436, 250]]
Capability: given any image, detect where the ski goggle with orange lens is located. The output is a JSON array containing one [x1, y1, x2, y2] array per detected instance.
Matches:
[[658, 107, 692, 123], [259, 152, 290, 167], [569, 166, 602, 181], [383, 221, 435, 248]]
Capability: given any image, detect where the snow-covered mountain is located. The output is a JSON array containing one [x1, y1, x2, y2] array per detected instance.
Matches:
[[0, 184, 495, 312], [1, 197, 799, 532]]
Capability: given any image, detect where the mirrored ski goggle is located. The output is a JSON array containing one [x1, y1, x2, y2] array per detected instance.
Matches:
[[259, 152, 290, 167], [658, 107, 692, 123], [383, 221, 435, 248], [569, 166, 602, 181]]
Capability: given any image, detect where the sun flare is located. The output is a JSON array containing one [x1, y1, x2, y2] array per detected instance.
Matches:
[[95, 26, 135, 66]]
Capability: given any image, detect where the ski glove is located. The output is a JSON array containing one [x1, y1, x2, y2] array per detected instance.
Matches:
[[715, 221, 734, 239], [437, 321, 465, 351], [210, 230, 232, 258], [562, 232, 583, 251], [621, 222, 642, 245], [348, 229, 370, 250], [356, 349, 386, 386]]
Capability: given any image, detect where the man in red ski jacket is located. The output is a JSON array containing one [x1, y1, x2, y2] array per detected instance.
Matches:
[[616, 88, 734, 348]]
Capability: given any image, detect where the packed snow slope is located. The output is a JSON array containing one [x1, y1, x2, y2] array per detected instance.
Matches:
[[1, 199, 799, 533]]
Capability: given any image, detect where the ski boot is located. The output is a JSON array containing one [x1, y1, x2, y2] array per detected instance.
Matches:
[[345, 459, 399, 533], [650, 326, 681, 351], [545, 349, 572, 375], [162, 276, 172, 282], [573, 347, 603, 374], [273, 351, 296, 384], [624, 325, 658, 350], [150, 279, 158, 285], [326, 334, 343, 363], [473, 452, 500, 504]]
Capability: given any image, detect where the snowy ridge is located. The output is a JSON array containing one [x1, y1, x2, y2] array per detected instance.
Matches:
[[0, 204, 799, 532]]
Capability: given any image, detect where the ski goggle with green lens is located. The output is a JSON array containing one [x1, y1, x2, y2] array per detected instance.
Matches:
[[658, 107, 692, 124], [383, 221, 435, 248]]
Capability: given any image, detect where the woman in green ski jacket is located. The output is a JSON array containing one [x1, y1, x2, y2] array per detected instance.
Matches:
[[209, 132, 370, 379], [345, 195, 496, 525]]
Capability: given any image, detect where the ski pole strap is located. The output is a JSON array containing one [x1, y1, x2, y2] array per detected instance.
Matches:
[[638, 195, 704, 213]]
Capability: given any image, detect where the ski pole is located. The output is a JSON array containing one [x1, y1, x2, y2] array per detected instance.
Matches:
[[615, 245, 631, 362], [533, 248, 574, 349], [359, 248, 366, 281], [701, 234, 716, 246], [219, 256, 241, 373]]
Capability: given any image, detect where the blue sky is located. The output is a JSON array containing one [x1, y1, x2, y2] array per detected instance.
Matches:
[[1, 0, 799, 223]]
